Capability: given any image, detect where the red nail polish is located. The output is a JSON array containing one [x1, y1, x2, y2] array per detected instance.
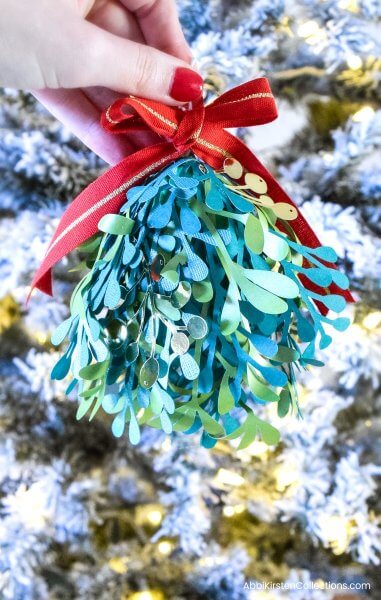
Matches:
[[169, 67, 203, 102]]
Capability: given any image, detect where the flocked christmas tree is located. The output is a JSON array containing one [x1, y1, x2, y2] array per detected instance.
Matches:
[[0, 1, 381, 598]]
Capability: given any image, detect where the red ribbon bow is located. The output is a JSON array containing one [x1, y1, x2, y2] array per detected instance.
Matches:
[[31, 77, 354, 308]]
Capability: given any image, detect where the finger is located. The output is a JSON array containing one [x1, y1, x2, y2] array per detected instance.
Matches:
[[86, 0, 143, 40], [83, 0, 143, 107], [120, 0, 192, 63], [83, 5, 160, 151], [59, 20, 203, 105], [32, 88, 136, 164]]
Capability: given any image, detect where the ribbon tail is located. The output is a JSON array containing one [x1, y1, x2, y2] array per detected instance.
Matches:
[[30, 143, 180, 296]]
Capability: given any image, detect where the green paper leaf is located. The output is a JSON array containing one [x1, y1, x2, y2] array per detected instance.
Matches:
[[79, 383, 102, 398], [192, 280, 214, 303], [161, 253, 187, 273], [78, 234, 102, 254], [218, 372, 235, 414], [79, 360, 108, 381], [271, 346, 300, 363], [76, 396, 95, 420], [277, 389, 291, 418], [98, 214, 134, 236], [172, 411, 195, 432], [244, 270, 299, 299], [155, 296, 181, 321], [257, 420, 280, 446], [244, 214, 264, 254], [221, 281, 241, 335], [162, 269, 179, 285], [197, 408, 225, 436], [227, 412, 280, 449], [247, 366, 280, 402], [237, 274, 288, 314]]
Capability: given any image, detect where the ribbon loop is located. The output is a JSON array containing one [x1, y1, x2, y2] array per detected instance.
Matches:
[[204, 77, 278, 128]]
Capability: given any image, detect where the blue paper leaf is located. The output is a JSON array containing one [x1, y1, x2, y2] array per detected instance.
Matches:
[[180, 205, 201, 234]]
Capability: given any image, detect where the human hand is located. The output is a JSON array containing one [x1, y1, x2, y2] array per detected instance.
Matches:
[[0, 0, 202, 163]]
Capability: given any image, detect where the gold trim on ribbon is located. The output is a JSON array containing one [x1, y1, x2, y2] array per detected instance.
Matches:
[[104, 106, 120, 125], [45, 154, 177, 257], [225, 92, 273, 104]]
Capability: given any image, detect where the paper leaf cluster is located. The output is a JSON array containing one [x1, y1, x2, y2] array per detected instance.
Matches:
[[51, 157, 350, 447]]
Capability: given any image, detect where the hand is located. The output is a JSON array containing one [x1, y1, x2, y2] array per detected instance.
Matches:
[[0, 0, 202, 163]]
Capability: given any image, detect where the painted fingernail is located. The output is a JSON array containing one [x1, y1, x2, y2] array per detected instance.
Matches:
[[169, 67, 203, 102]]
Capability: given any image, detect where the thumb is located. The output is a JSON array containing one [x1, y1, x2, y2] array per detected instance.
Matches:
[[61, 21, 203, 105]]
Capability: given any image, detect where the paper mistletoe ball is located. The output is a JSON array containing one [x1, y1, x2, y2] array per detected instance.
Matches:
[[49, 155, 351, 448], [31, 78, 354, 448]]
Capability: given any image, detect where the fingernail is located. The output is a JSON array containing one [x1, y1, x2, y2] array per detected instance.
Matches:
[[169, 67, 203, 102]]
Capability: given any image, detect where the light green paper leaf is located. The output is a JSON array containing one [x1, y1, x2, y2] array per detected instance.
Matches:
[[161, 253, 187, 274], [257, 419, 280, 445], [247, 366, 280, 402], [192, 280, 214, 303], [244, 214, 264, 254], [218, 372, 235, 414], [79, 383, 102, 398], [244, 269, 299, 299], [263, 231, 289, 261], [79, 360, 108, 381], [76, 396, 94, 420], [89, 391, 106, 421], [98, 214, 134, 235], [277, 388, 291, 418], [78, 234, 101, 254], [155, 296, 181, 321], [227, 412, 280, 448], [197, 408, 225, 436], [237, 274, 288, 314], [221, 281, 241, 335], [272, 346, 300, 363], [172, 411, 196, 432], [162, 269, 179, 284]]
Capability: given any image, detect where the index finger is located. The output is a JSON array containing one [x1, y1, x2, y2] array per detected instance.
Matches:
[[119, 0, 192, 63]]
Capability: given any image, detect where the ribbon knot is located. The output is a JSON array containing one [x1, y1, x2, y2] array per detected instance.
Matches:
[[30, 77, 354, 310], [170, 102, 205, 153]]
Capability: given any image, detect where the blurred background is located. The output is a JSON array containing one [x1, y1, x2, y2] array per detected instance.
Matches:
[[0, 0, 381, 598]]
